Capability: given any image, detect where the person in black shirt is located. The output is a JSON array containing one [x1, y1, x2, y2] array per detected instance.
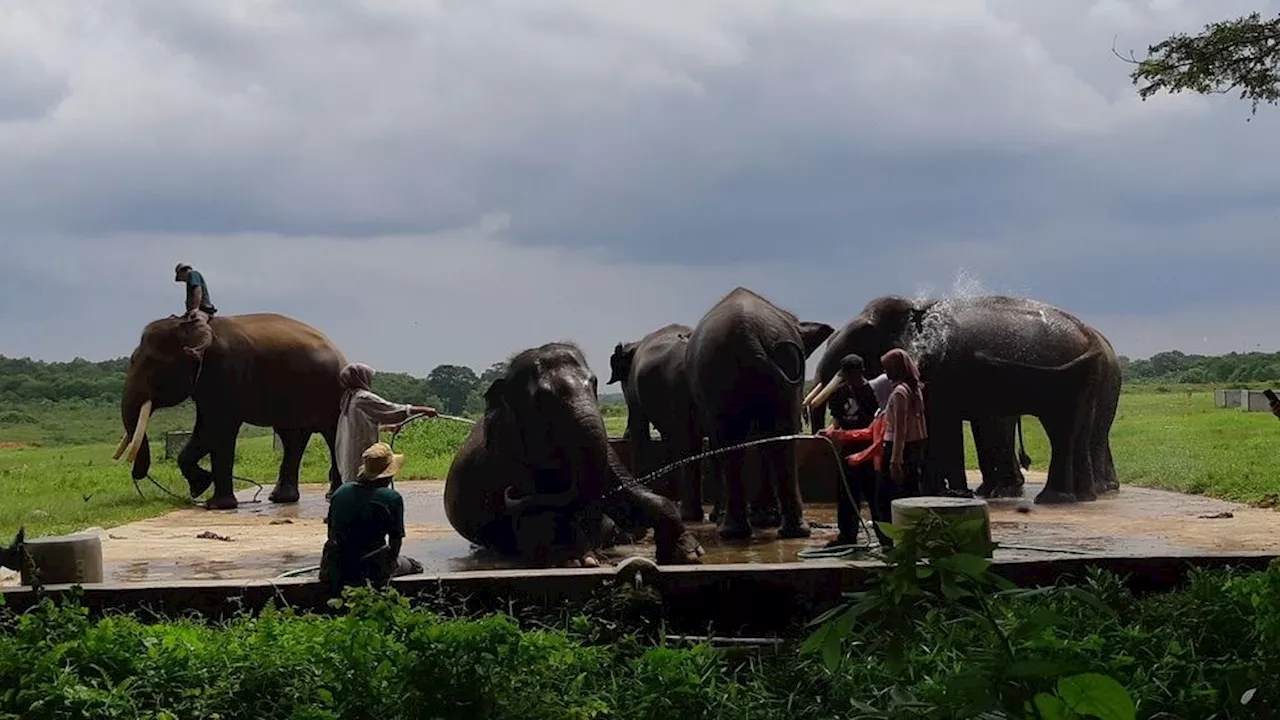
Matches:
[[815, 354, 881, 547]]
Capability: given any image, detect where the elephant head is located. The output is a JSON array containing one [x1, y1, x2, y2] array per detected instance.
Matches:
[[804, 296, 929, 428], [112, 316, 213, 480], [481, 343, 611, 514], [607, 341, 639, 387]]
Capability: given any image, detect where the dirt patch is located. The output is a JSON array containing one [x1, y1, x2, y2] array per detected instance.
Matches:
[[4, 471, 1280, 586], [0, 442, 37, 450]]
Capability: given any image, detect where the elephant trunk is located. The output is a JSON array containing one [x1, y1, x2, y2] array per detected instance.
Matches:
[[503, 402, 608, 514]]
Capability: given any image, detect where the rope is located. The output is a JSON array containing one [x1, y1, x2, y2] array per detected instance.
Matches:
[[136, 473, 264, 506]]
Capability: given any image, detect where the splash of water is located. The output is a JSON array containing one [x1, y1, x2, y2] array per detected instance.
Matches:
[[907, 268, 991, 362]]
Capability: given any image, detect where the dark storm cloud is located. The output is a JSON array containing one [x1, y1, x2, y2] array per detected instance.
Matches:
[[2, 0, 1280, 371]]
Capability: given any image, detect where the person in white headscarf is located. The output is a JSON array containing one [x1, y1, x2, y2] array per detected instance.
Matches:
[[334, 362, 437, 493]]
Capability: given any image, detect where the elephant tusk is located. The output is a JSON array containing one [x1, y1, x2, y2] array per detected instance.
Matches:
[[125, 400, 153, 463], [111, 433, 130, 460], [807, 374, 847, 410], [802, 380, 825, 408]]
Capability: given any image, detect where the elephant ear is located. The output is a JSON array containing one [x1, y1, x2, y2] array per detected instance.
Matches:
[[797, 322, 835, 359], [607, 341, 639, 385]]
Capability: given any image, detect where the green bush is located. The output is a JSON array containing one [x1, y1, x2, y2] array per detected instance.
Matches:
[[2, 559, 1279, 719]]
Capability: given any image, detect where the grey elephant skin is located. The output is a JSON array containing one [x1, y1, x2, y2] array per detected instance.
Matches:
[[113, 313, 346, 510], [809, 305, 1033, 498], [608, 323, 708, 522], [444, 342, 704, 566], [814, 295, 1119, 504], [685, 287, 835, 540]]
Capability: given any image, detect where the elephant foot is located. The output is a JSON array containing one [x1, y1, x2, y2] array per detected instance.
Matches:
[[562, 554, 601, 569], [187, 473, 214, 499], [749, 506, 782, 529], [1075, 488, 1098, 502], [1095, 479, 1120, 494], [977, 481, 1024, 499], [1034, 489, 1077, 505], [680, 504, 706, 523], [201, 494, 239, 511], [268, 484, 300, 504], [656, 531, 705, 565], [717, 516, 753, 541], [778, 520, 812, 539]]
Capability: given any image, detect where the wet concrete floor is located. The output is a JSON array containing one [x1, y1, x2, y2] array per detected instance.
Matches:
[[5, 471, 1280, 585]]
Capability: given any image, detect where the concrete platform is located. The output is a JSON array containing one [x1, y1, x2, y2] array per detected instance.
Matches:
[[5, 470, 1280, 587]]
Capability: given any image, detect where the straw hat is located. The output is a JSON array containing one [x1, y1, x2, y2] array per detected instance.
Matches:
[[358, 442, 404, 481]]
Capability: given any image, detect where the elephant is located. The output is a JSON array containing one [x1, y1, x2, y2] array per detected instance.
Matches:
[[809, 295, 1119, 504], [112, 313, 346, 510], [970, 415, 1034, 498], [685, 287, 835, 540], [608, 323, 708, 522], [443, 341, 705, 567]]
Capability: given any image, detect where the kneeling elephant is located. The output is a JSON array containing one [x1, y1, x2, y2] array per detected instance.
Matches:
[[444, 342, 705, 567]]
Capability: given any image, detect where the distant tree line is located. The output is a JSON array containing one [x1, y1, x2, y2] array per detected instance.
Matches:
[[0, 355, 626, 413], [1120, 351, 1280, 385]]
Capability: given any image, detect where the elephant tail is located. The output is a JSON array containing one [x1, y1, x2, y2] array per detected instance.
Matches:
[[766, 339, 807, 386], [973, 347, 1102, 377], [1017, 418, 1032, 470]]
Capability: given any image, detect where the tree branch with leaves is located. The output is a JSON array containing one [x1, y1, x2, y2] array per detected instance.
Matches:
[[1120, 11, 1280, 114]]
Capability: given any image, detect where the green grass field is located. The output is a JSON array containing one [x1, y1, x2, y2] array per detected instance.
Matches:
[[2, 388, 1278, 540]]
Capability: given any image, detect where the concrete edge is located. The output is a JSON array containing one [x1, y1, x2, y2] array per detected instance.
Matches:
[[4, 552, 1276, 633]]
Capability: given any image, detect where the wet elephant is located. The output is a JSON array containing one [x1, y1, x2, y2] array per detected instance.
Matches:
[[809, 295, 1119, 503], [608, 323, 708, 522], [685, 287, 835, 540], [443, 342, 704, 567], [113, 313, 346, 510]]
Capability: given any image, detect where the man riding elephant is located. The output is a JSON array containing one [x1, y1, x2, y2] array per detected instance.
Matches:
[[174, 263, 217, 363], [113, 312, 346, 510]]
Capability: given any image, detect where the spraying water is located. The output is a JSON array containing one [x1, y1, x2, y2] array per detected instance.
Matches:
[[905, 268, 991, 363]]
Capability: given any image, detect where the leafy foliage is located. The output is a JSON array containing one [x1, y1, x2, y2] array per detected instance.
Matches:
[[1119, 350, 1280, 385], [1126, 11, 1280, 115], [4, 562, 1280, 718]]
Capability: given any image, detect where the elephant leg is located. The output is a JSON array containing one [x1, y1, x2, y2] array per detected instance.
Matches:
[[764, 414, 809, 539], [320, 425, 342, 497], [1034, 412, 1077, 505], [1071, 399, 1098, 502], [926, 406, 966, 496], [971, 419, 998, 497], [712, 417, 752, 540], [204, 422, 242, 510], [269, 428, 309, 504], [1091, 369, 1121, 495], [748, 444, 782, 530], [674, 427, 705, 522], [178, 426, 214, 499]]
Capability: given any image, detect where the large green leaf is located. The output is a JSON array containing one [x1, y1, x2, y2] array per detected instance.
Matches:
[[1057, 673, 1136, 720]]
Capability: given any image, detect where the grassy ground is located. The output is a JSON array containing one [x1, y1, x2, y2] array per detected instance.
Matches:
[[2, 388, 1279, 539]]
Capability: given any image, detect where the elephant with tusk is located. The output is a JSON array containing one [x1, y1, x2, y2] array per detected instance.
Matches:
[[115, 312, 347, 510]]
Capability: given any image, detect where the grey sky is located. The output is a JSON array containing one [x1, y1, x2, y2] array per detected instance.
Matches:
[[2, 0, 1279, 377]]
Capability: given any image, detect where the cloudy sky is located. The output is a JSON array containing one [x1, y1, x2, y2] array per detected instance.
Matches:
[[2, 0, 1278, 377]]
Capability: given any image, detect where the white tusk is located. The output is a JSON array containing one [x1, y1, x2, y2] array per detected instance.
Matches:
[[112, 433, 130, 460], [803, 378, 827, 407], [125, 400, 153, 463], [807, 374, 847, 410]]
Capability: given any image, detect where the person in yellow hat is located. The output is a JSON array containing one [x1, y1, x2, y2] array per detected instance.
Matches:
[[318, 442, 423, 593]]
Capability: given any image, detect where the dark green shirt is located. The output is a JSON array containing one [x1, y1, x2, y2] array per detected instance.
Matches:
[[326, 482, 406, 563], [184, 270, 216, 313]]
